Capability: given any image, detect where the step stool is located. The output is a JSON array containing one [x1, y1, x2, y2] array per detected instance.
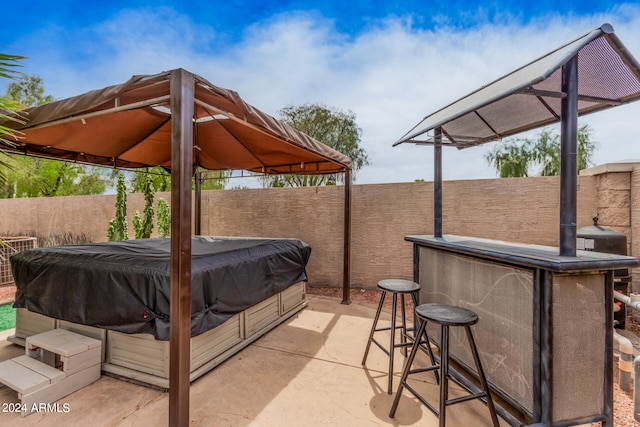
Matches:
[[0, 328, 101, 416]]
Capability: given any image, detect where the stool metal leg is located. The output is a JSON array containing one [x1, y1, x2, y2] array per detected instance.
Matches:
[[388, 292, 398, 394], [408, 291, 437, 380], [363, 286, 421, 396], [410, 291, 419, 341], [400, 294, 408, 356], [439, 325, 449, 427], [362, 291, 387, 365], [418, 312, 439, 385], [389, 317, 427, 418], [465, 326, 500, 427], [391, 304, 501, 427]]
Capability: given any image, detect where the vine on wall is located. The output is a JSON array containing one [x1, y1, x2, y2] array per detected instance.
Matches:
[[107, 173, 170, 241]]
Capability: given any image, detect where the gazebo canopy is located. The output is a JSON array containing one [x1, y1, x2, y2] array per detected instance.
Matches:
[[394, 23, 640, 148], [1, 68, 353, 427], [2, 69, 352, 174]]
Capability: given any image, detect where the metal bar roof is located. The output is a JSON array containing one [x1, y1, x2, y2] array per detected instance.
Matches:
[[394, 23, 640, 148]]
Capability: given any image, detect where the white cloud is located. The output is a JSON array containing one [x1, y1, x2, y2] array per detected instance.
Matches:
[[8, 5, 640, 185]]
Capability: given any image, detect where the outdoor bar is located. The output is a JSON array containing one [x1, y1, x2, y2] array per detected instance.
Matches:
[[395, 24, 640, 426]]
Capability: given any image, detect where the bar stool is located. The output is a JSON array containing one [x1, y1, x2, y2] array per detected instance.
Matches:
[[362, 279, 421, 394], [389, 303, 500, 427]]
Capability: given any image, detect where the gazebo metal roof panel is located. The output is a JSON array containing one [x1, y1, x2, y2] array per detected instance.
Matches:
[[394, 23, 640, 148]]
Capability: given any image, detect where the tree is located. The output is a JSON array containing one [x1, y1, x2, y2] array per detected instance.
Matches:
[[0, 74, 109, 197], [5, 75, 54, 107], [485, 125, 597, 178], [576, 125, 597, 173], [197, 169, 231, 190], [129, 166, 229, 193], [0, 52, 27, 185], [484, 140, 532, 178], [0, 156, 107, 198], [130, 167, 171, 193], [262, 103, 369, 187]]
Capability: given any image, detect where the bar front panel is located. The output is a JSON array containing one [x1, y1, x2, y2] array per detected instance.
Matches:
[[418, 246, 535, 413], [552, 272, 605, 422]]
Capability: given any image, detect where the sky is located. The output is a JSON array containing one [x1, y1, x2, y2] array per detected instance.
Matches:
[[3, 1, 640, 186]]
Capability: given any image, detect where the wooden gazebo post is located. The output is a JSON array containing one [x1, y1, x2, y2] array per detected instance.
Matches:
[[169, 68, 194, 427], [342, 168, 352, 304]]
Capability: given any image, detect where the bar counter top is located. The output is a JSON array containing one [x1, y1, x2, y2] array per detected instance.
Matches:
[[406, 234, 639, 273]]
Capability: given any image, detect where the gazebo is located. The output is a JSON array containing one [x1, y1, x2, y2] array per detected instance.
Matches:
[[1, 69, 353, 426]]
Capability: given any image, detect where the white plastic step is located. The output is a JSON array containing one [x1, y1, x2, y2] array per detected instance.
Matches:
[[0, 355, 65, 395], [27, 328, 101, 358]]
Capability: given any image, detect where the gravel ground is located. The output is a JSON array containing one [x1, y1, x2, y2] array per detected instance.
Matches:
[[0, 285, 15, 304], [611, 374, 635, 427], [0, 284, 635, 425]]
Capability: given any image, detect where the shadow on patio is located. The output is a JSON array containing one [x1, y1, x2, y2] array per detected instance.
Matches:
[[0, 293, 509, 426]]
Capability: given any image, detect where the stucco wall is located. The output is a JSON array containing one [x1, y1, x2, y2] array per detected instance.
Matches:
[[0, 193, 155, 244], [0, 174, 606, 289]]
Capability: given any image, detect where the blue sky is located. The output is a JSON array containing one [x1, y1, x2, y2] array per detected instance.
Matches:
[[3, 1, 640, 185]]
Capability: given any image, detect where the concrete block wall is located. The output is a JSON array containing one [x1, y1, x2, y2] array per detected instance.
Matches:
[[441, 176, 598, 246], [631, 168, 640, 293], [0, 172, 613, 289], [0, 193, 156, 244], [579, 162, 640, 329], [581, 162, 639, 288]]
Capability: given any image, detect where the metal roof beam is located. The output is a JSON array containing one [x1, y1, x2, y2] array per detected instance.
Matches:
[[519, 88, 624, 105]]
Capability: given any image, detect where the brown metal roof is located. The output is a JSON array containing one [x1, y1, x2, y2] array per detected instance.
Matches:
[[2, 69, 352, 174], [394, 23, 640, 148]]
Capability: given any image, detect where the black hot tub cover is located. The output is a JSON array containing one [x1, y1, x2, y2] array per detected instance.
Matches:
[[11, 236, 311, 340]]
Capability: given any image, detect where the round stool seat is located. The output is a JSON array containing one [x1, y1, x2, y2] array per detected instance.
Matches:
[[415, 303, 478, 326], [377, 279, 420, 293]]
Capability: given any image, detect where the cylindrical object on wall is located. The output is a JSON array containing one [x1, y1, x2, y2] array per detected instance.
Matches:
[[614, 331, 632, 392], [577, 220, 630, 328], [635, 356, 640, 423]]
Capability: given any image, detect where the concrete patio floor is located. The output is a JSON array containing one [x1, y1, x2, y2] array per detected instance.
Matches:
[[0, 293, 512, 426]]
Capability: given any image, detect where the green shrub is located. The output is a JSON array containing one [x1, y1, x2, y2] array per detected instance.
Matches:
[[157, 198, 170, 238], [107, 173, 128, 241]]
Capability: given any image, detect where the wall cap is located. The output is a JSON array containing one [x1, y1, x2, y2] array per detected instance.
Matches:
[[579, 161, 640, 176]]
